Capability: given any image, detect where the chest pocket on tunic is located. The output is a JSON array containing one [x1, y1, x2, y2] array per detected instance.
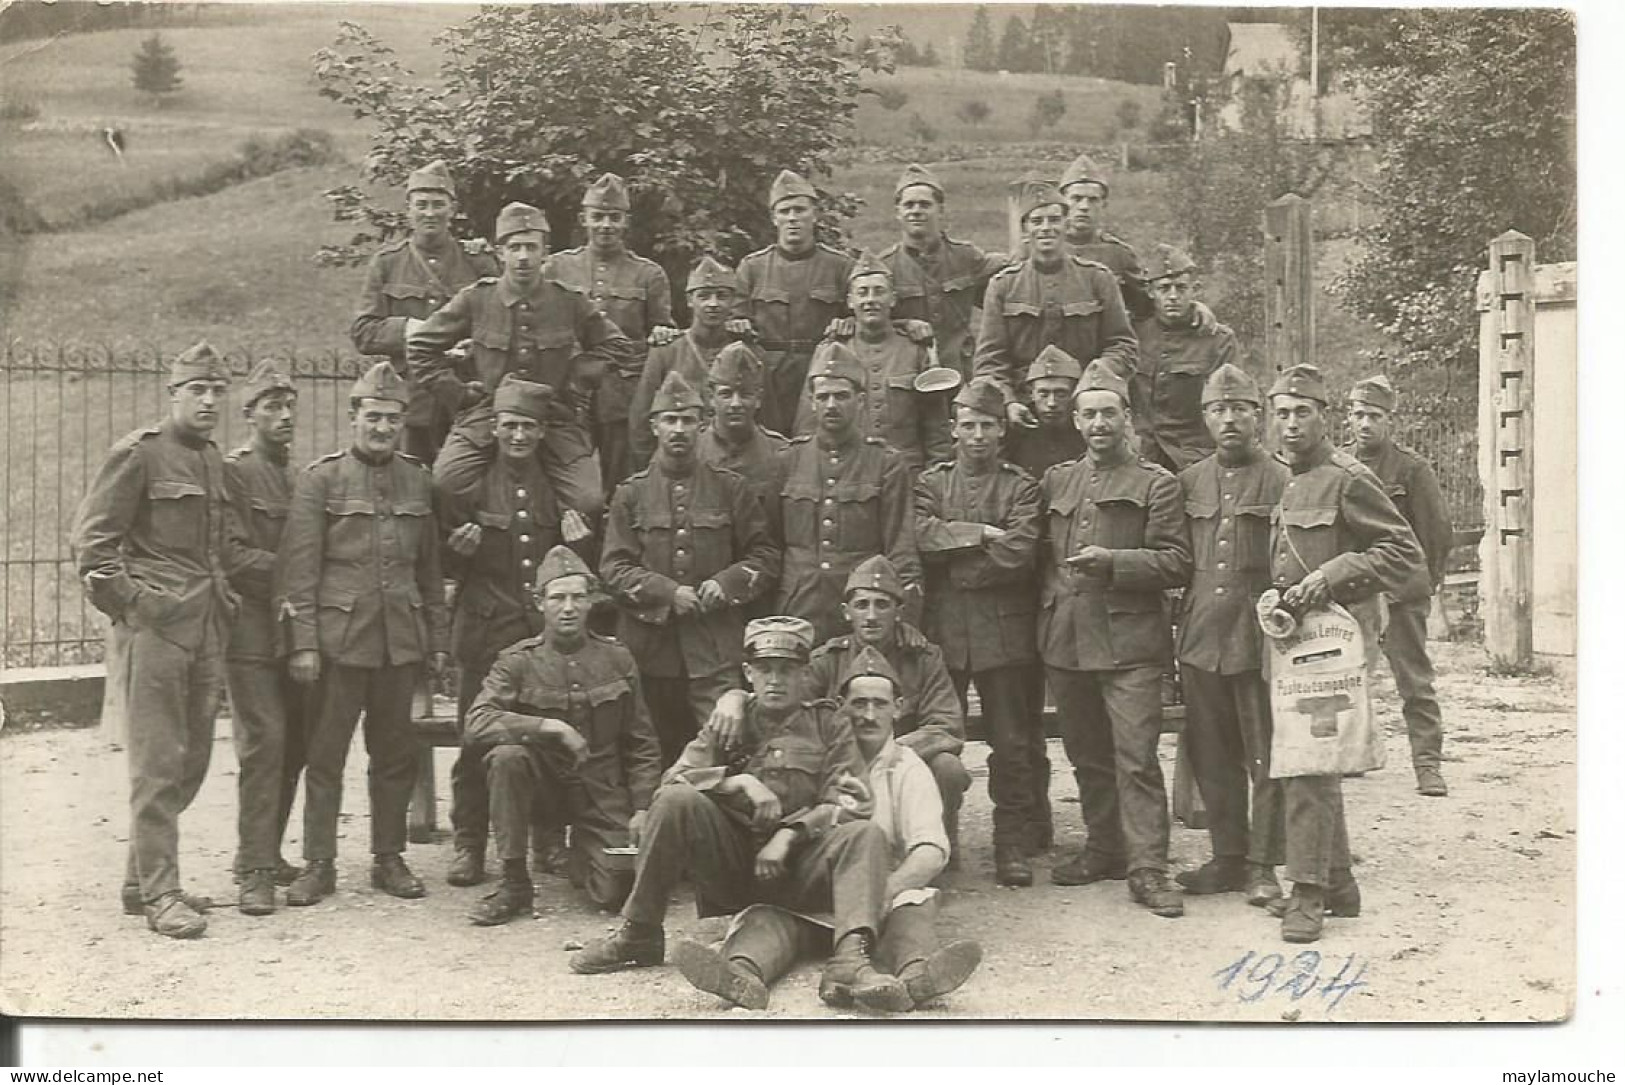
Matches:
[[833, 480, 881, 550], [382, 281, 434, 316], [781, 477, 821, 545], [1274, 505, 1339, 575], [1184, 498, 1219, 569], [1154, 356, 1211, 421], [1095, 490, 1148, 550], [750, 734, 825, 816], [1061, 298, 1104, 319], [580, 678, 630, 756], [248, 496, 289, 549], [688, 509, 734, 568], [1233, 503, 1274, 572], [392, 499, 431, 560], [147, 478, 207, 552], [324, 498, 376, 563]]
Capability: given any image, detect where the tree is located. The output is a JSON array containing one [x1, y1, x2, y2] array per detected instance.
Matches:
[[997, 14, 1030, 73], [130, 32, 182, 106], [1028, 88, 1066, 134], [964, 6, 996, 71], [956, 99, 992, 128], [920, 42, 940, 68], [311, 6, 898, 277], [1028, 4, 1066, 74]]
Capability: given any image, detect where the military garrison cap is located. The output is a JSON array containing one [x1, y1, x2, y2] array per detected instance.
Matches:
[[1076, 360, 1130, 405], [534, 544, 597, 591], [168, 342, 230, 388], [846, 250, 892, 288], [708, 341, 764, 391], [1025, 344, 1083, 385], [894, 163, 945, 200], [844, 554, 905, 602], [1269, 364, 1329, 405], [1348, 374, 1397, 412], [1201, 363, 1262, 407], [495, 202, 549, 242], [1015, 179, 1066, 223], [1058, 151, 1110, 196], [840, 643, 902, 694], [349, 360, 409, 406], [953, 375, 1006, 420], [805, 341, 864, 390], [242, 359, 295, 407], [582, 172, 631, 211], [492, 374, 556, 423], [1144, 243, 1197, 282], [687, 255, 738, 294], [744, 616, 815, 661], [769, 169, 818, 209], [406, 159, 456, 197], [649, 370, 704, 416]]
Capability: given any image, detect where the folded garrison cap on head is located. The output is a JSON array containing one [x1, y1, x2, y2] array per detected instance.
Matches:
[[769, 169, 818, 209], [492, 374, 557, 423], [168, 341, 230, 388], [494, 202, 548, 242], [1348, 374, 1397, 412], [1058, 151, 1110, 196], [406, 159, 456, 197], [534, 544, 596, 591], [1025, 344, 1083, 385], [846, 250, 892, 288], [242, 359, 295, 406], [687, 255, 738, 294], [649, 370, 704, 416], [894, 163, 945, 199], [1201, 363, 1262, 407], [844, 555, 905, 602], [953, 375, 1007, 420], [1076, 360, 1130, 404], [349, 360, 408, 405], [582, 172, 631, 211], [1269, 364, 1329, 405], [840, 643, 902, 694], [1015, 179, 1066, 222], [708, 341, 764, 391], [1144, 244, 1197, 282], [805, 341, 864, 390]]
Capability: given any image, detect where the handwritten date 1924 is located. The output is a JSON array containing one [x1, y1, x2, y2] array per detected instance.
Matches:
[[1213, 949, 1369, 1013]]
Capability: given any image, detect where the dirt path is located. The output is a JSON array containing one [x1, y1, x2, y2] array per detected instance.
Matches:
[[0, 642, 1574, 1022]]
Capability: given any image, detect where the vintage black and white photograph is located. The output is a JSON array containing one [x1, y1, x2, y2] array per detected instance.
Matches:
[[0, 0, 1580, 1027]]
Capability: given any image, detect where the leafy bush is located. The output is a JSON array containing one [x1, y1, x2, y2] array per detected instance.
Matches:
[[908, 112, 939, 144], [956, 99, 992, 127], [0, 98, 40, 123], [1115, 97, 1143, 131], [1027, 89, 1066, 134], [875, 86, 910, 112]]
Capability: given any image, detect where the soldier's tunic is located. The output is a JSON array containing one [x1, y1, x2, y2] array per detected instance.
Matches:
[[1038, 446, 1192, 874], [793, 330, 952, 472], [733, 243, 854, 434], [547, 245, 673, 490], [878, 235, 1007, 380], [628, 331, 734, 469], [600, 457, 780, 762], [406, 273, 637, 520], [431, 429, 563, 854], [1128, 313, 1242, 473], [464, 631, 663, 908], [1066, 231, 1154, 322], [1269, 439, 1425, 886], [1176, 446, 1288, 869], [72, 419, 238, 904], [351, 236, 499, 463], [973, 256, 1138, 407], [1004, 421, 1085, 481], [1349, 438, 1454, 773], [915, 457, 1045, 847], [278, 447, 451, 862], [774, 434, 922, 644], [223, 441, 308, 875], [697, 424, 789, 523]]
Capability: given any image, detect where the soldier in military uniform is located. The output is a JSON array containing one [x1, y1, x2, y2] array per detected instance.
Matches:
[[696, 342, 789, 528], [407, 201, 637, 524], [879, 163, 1009, 381], [1344, 375, 1455, 797], [601, 371, 780, 763], [1267, 364, 1426, 942], [350, 160, 499, 465], [1129, 245, 1243, 474], [570, 617, 904, 1011], [431, 375, 569, 887], [548, 172, 678, 492], [1052, 152, 1155, 322], [728, 169, 855, 435], [1003, 344, 1087, 491], [973, 181, 1138, 435], [72, 342, 238, 939], [915, 377, 1046, 886], [277, 362, 451, 906], [1038, 362, 1192, 916], [793, 257, 952, 473], [629, 255, 741, 469], [222, 360, 308, 915], [774, 347, 923, 643], [461, 546, 664, 924], [1172, 364, 1287, 905]]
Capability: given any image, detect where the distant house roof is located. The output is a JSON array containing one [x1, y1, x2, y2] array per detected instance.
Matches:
[[1223, 22, 1299, 79]]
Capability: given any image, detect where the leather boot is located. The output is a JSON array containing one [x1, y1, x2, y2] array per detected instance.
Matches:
[[1128, 869, 1185, 918], [123, 884, 213, 917], [285, 860, 337, 906], [898, 939, 983, 1009], [1245, 863, 1284, 908], [1268, 869, 1360, 918], [447, 847, 487, 887], [371, 853, 427, 899], [273, 858, 302, 887], [145, 891, 207, 939], [468, 872, 534, 926], [1023, 817, 1054, 856], [1051, 852, 1127, 886], [822, 931, 907, 1011], [571, 920, 665, 974], [238, 869, 277, 916], [1416, 766, 1448, 797], [672, 940, 770, 1011], [995, 844, 1033, 887], [1175, 857, 1247, 894], [1282, 883, 1326, 943]]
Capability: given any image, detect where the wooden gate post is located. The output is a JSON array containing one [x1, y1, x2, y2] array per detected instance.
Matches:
[[1262, 194, 1315, 376]]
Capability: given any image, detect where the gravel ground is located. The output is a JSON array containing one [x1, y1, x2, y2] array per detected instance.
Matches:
[[0, 641, 1574, 1023]]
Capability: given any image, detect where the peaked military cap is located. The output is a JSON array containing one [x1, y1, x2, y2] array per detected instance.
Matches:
[[1058, 151, 1110, 196], [534, 544, 597, 591], [744, 615, 815, 661], [769, 169, 818, 209], [1269, 364, 1329, 405], [708, 341, 764, 391], [649, 369, 704, 416], [1348, 374, 1398, 412], [406, 159, 456, 197], [806, 340, 864, 390], [894, 163, 945, 200], [242, 359, 295, 406], [840, 643, 902, 694], [687, 255, 738, 294], [168, 341, 230, 388], [1144, 243, 1197, 282], [492, 374, 556, 423], [1201, 363, 1263, 407], [953, 375, 1006, 420], [1076, 359, 1130, 405], [349, 360, 409, 405], [846, 250, 892, 288], [495, 201, 549, 242], [1015, 179, 1066, 223], [1025, 344, 1083, 385], [582, 172, 631, 211], [844, 554, 905, 601]]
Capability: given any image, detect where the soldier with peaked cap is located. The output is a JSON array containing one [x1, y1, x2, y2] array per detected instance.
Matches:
[[408, 200, 638, 524], [914, 376, 1047, 886], [572, 616, 903, 1010], [1266, 363, 1426, 942], [276, 361, 452, 908], [728, 169, 856, 434], [973, 181, 1138, 435], [1003, 343, 1088, 483], [430, 373, 574, 887], [793, 259, 952, 472], [695, 341, 790, 534], [1342, 374, 1454, 797], [772, 346, 923, 642], [461, 545, 663, 925], [221, 360, 308, 915], [601, 370, 780, 763], [1130, 244, 1243, 473], [1036, 360, 1192, 916], [351, 159, 499, 465], [673, 644, 981, 1014], [629, 255, 744, 469], [877, 163, 1009, 382], [548, 172, 678, 492], [1171, 363, 1288, 906], [72, 342, 240, 939]]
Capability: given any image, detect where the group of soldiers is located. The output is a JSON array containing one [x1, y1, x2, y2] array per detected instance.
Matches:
[[69, 152, 1455, 1014]]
